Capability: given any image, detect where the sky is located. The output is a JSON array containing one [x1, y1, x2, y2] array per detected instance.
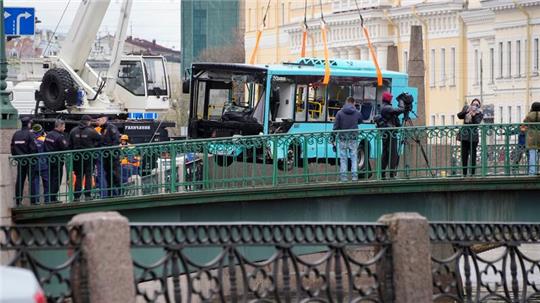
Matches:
[[5, 0, 181, 49]]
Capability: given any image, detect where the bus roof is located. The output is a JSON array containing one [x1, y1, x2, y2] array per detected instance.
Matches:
[[191, 57, 407, 79]]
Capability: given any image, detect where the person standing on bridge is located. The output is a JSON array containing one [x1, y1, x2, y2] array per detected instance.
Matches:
[[44, 120, 69, 203], [11, 116, 38, 206], [96, 114, 121, 197], [333, 96, 364, 182], [379, 92, 405, 179], [457, 98, 484, 176], [523, 102, 540, 175], [69, 115, 101, 202]]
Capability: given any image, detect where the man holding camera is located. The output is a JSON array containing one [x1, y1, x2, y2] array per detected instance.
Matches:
[[378, 92, 406, 179], [457, 98, 484, 176]]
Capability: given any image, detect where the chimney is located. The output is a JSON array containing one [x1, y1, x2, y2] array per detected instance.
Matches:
[[152, 39, 156, 46]]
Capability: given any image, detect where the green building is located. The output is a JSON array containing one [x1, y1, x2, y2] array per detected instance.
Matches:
[[181, 0, 243, 78]]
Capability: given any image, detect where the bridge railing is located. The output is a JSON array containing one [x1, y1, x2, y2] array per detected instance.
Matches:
[[3, 220, 540, 302], [9, 123, 540, 206]]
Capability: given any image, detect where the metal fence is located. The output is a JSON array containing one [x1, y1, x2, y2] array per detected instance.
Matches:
[[0, 225, 86, 302], [430, 223, 540, 302], [9, 123, 539, 206], [2, 222, 540, 302], [131, 223, 393, 302]]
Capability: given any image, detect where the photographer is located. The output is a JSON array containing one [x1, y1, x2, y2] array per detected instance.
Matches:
[[457, 98, 484, 176], [377, 92, 406, 179]]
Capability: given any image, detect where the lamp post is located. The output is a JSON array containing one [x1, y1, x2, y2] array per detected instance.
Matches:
[[0, 0, 18, 129]]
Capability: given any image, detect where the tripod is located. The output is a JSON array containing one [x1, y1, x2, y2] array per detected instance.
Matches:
[[398, 111, 435, 177]]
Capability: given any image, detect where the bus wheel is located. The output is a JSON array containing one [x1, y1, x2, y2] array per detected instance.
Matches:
[[357, 141, 372, 179], [216, 155, 234, 167], [278, 143, 301, 171]]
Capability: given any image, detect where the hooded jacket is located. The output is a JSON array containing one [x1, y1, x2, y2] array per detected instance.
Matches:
[[69, 122, 101, 150], [333, 103, 364, 132], [524, 105, 540, 149]]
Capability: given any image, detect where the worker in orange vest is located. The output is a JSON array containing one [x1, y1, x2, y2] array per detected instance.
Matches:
[[119, 134, 141, 183]]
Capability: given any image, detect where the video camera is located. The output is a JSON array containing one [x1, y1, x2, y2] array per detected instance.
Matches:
[[396, 92, 414, 113]]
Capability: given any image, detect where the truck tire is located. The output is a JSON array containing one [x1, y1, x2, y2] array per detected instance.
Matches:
[[40, 68, 77, 111]]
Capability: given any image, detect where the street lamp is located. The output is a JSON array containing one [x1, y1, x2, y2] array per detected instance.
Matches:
[[0, 0, 19, 129]]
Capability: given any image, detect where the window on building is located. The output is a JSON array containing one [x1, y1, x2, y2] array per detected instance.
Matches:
[[431, 115, 436, 126], [441, 114, 446, 126], [451, 115, 455, 125], [508, 106, 512, 123], [516, 40, 521, 77], [534, 38, 539, 72], [499, 42, 503, 78], [499, 106, 504, 124], [474, 49, 479, 84], [450, 47, 456, 86], [489, 48, 494, 83], [403, 51, 409, 73], [507, 41, 512, 78], [440, 48, 446, 86], [248, 8, 252, 30], [517, 105, 522, 122], [430, 49, 436, 87]]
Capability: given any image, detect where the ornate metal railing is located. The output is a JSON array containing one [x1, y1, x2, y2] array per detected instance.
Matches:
[[130, 223, 393, 302], [9, 123, 539, 206], [430, 223, 540, 302], [0, 225, 85, 302]]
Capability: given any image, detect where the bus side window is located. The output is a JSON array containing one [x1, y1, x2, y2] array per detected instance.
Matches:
[[196, 81, 206, 119], [307, 84, 326, 122], [327, 84, 347, 121]]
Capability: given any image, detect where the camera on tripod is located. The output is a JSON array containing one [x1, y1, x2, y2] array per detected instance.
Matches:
[[396, 92, 414, 113]]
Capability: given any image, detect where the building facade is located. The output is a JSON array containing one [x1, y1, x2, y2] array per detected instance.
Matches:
[[245, 0, 540, 126], [181, 0, 244, 78]]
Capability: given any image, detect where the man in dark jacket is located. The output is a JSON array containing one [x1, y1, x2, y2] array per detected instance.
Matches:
[[379, 92, 405, 179], [524, 102, 540, 175], [96, 114, 121, 196], [69, 115, 101, 201], [44, 119, 69, 203], [11, 116, 38, 206], [333, 96, 364, 181]]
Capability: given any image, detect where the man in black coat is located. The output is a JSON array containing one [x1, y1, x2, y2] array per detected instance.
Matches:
[[11, 116, 38, 206], [379, 92, 405, 179], [333, 96, 364, 181], [96, 114, 121, 196], [69, 115, 101, 201], [44, 119, 69, 203]]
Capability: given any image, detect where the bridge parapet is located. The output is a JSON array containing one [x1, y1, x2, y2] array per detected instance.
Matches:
[[8, 123, 540, 207], [2, 213, 540, 302]]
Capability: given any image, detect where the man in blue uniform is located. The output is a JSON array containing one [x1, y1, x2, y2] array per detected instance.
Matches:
[[44, 120, 69, 203], [11, 116, 38, 206]]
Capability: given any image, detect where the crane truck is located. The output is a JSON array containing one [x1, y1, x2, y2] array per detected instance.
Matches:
[[9, 0, 174, 143]]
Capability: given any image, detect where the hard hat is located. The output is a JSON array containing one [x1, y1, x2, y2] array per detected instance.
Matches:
[[32, 124, 43, 133], [121, 134, 129, 141]]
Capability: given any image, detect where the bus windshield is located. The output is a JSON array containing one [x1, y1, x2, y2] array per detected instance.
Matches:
[[189, 65, 267, 138]]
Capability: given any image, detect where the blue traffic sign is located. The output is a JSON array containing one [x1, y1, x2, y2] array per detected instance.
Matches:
[[4, 7, 35, 36]]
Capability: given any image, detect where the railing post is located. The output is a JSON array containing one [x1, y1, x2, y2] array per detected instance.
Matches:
[[481, 126, 488, 177], [504, 125, 511, 176], [169, 147, 177, 193], [378, 212, 432, 303], [69, 212, 135, 303], [302, 137, 309, 183], [272, 136, 278, 187], [375, 129, 382, 180], [66, 153, 74, 203]]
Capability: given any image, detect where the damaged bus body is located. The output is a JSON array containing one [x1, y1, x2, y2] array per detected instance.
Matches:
[[186, 58, 418, 173]]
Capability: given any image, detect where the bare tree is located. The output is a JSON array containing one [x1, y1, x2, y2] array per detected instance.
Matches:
[[196, 30, 245, 63]]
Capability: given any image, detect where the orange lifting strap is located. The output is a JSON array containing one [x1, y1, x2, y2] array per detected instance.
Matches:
[[249, 0, 272, 65], [354, 0, 382, 87], [319, 0, 331, 85]]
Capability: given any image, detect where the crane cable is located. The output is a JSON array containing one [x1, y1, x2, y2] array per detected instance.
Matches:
[[354, 0, 383, 87], [319, 0, 331, 85], [300, 0, 308, 57], [249, 0, 272, 64]]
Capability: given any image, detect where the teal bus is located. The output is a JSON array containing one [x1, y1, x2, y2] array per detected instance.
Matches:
[[186, 57, 417, 173]]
